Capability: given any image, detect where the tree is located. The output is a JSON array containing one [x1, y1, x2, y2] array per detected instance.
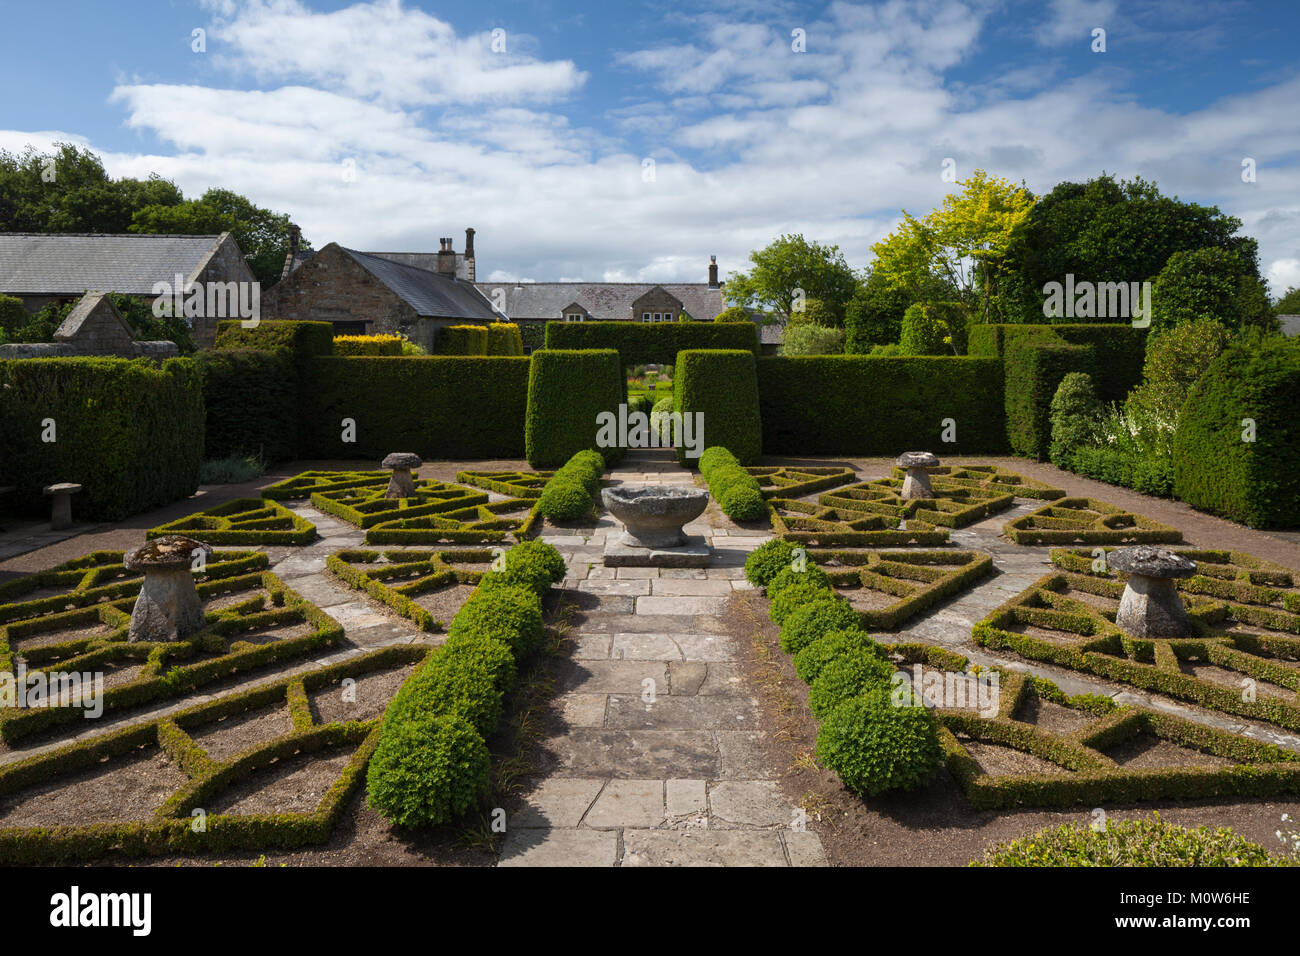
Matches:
[[1002, 174, 1258, 321], [870, 169, 1035, 324], [1274, 286, 1300, 315], [1150, 247, 1275, 335], [131, 188, 304, 288], [844, 266, 956, 352], [724, 234, 858, 325], [714, 305, 752, 323], [780, 324, 844, 355]]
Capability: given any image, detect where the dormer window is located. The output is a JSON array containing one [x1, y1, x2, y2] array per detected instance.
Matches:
[[565, 312, 584, 322]]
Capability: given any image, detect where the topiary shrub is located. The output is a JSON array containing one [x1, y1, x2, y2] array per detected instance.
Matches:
[[792, 628, 887, 684], [974, 813, 1285, 867], [766, 565, 834, 625], [1172, 333, 1300, 528], [1048, 372, 1101, 469], [807, 649, 897, 719], [366, 711, 491, 827], [486, 322, 524, 356], [447, 585, 544, 658], [674, 349, 762, 465], [525, 349, 625, 467], [744, 538, 799, 587], [697, 445, 766, 520], [814, 684, 942, 796], [389, 650, 504, 737], [438, 631, 518, 694], [436, 325, 489, 355], [536, 448, 606, 521], [478, 539, 566, 598], [719, 481, 766, 522], [780, 324, 845, 356], [779, 598, 861, 655]]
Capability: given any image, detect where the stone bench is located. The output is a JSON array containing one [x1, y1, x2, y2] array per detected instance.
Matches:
[[43, 483, 83, 530]]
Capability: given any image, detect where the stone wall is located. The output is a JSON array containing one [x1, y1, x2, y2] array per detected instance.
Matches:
[[630, 287, 684, 322], [261, 243, 418, 337]]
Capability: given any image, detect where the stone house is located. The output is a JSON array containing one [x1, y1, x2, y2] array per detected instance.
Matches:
[[261, 240, 500, 351], [0, 232, 254, 348], [0, 292, 179, 360]]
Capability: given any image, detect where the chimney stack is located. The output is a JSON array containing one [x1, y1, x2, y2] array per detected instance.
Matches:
[[280, 223, 302, 281], [437, 237, 456, 276], [464, 227, 476, 281], [708, 255, 719, 288]]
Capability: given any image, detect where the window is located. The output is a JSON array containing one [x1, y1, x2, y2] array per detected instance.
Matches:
[[642, 312, 652, 322], [565, 313, 583, 322]]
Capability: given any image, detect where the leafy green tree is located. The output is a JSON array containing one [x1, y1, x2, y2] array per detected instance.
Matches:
[[844, 266, 956, 352], [1002, 174, 1258, 321], [870, 169, 1035, 324], [1273, 286, 1300, 315], [725, 234, 858, 324], [780, 324, 844, 355], [131, 188, 304, 288], [1126, 317, 1233, 424], [1150, 247, 1275, 335], [714, 305, 752, 323]]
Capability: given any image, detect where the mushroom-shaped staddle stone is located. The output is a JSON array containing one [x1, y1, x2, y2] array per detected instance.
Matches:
[[1108, 545, 1197, 639], [381, 452, 422, 499], [896, 451, 941, 500], [601, 485, 710, 549], [123, 535, 214, 643]]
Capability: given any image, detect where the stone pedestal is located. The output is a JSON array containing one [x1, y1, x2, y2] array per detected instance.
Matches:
[[381, 452, 422, 499], [43, 482, 82, 530], [1109, 546, 1197, 638], [601, 485, 711, 567], [123, 536, 214, 643], [897, 452, 940, 500]]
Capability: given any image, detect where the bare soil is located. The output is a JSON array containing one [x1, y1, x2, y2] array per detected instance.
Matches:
[[0, 746, 186, 827]]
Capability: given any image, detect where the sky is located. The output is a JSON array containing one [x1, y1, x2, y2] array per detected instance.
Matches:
[[1, 0, 1298, 291]]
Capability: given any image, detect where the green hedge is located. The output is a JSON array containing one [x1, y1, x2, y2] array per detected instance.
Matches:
[[0, 357, 203, 521], [755, 356, 1006, 455], [436, 325, 489, 355], [698, 446, 765, 520], [487, 323, 524, 356], [545, 321, 759, 366], [303, 356, 529, 459], [215, 319, 334, 362], [970, 323, 1147, 458], [332, 336, 402, 356], [525, 349, 625, 468], [674, 349, 761, 466], [1173, 335, 1300, 528], [195, 349, 298, 462], [536, 449, 605, 521]]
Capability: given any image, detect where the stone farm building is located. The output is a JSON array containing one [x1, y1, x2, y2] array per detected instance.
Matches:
[[271, 227, 733, 352], [0, 232, 254, 348]]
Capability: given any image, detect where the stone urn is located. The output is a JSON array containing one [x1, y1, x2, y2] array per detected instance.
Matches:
[[897, 451, 941, 499], [381, 452, 422, 499], [1109, 545, 1197, 638], [123, 535, 214, 643], [601, 485, 709, 549]]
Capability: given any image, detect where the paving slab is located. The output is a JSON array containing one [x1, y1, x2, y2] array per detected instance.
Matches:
[[583, 779, 666, 828], [511, 778, 605, 829], [605, 694, 759, 730], [620, 829, 790, 867], [546, 729, 721, 778], [498, 828, 618, 867], [709, 780, 794, 829]]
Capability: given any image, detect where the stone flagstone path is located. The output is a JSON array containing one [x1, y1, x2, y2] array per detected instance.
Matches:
[[499, 452, 827, 867]]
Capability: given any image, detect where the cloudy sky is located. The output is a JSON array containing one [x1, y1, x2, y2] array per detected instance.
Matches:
[[2, 0, 1298, 291]]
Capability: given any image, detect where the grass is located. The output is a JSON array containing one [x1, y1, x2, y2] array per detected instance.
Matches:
[[199, 453, 267, 484]]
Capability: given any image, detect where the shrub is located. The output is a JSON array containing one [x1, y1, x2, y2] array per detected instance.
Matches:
[[900, 301, 968, 355], [975, 814, 1286, 867], [780, 324, 845, 356], [215, 319, 334, 362], [756, 355, 1006, 455], [814, 685, 942, 796], [843, 270, 924, 352], [1173, 333, 1300, 527], [486, 322, 524, 356], [333, 334, 403, 356], [744, 538, 799, 587], [366, 711, 490, 827], [0, 357, 203, 521], [1150, 247, 1276, 336], [1126, 317, 1233, 424], [447, 585, 544, 658], [714, 306, 752, 323], [436, 325, 489, 355], [674, 350, 762, 465], [544, 321, 758, 365], [199, 454, 266, 484], [767, 566, 834, 624], [0, 295, 27, 338], [1048, 372, 1101, 469], [303, 356, 529, 459], [439, 631, 518, 693], [792, 628, 886, 684], [536, 448, 606, 520], [807, 649, 897, 719], [390, 650, 504, 737], [526, 349, 625, 467], [698, 445, 766, 520], [478, 539, 567, 597], [779, 597, 861, 655]]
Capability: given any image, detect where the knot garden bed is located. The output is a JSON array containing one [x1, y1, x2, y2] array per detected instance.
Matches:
[[810, 548, 993, 630], [1003, 497, 1183, 545], [147, 498, 317, 545], [326, 548, 496, 631]]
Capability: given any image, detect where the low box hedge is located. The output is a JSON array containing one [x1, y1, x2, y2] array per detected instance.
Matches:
[[147, 497, 317, 544], [524, 349, 625, 467], [302, 356, 530, 459], [544, 320, 759, 365], [0, 357, 203, 521], [675, 350, 762, 466], [755, 355, 1006, 455]]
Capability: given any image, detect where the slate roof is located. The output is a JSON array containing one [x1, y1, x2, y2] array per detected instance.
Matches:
[[1280, 314, 1300, 337], [472, 281, 727, 322], [53, 292, 130, 340], [0, 233, 227, 295], [368, 252, 472, 281], [341, 248, 499, 320]]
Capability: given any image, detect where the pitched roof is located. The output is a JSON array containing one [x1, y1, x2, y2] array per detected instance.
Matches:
[[341, 248, 498, 320], [53, 292, 132, 341], [367, 251, 472, 281], [1280, 314, 1300, 337], [472, 281, 727, 322], [0, 233, 229, 296]]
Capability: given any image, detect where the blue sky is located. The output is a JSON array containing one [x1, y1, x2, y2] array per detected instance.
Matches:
[[2, 0, 1299, 291]]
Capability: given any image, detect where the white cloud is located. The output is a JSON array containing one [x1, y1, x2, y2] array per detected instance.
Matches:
[[1034, 0, 1119, 47]]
